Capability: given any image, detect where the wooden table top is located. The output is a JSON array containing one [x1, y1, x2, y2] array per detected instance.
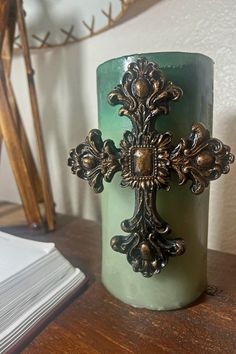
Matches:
[[1, 211, 236, 354]]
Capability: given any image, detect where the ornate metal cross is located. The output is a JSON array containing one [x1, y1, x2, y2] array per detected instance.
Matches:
[[68, 58, 234, 278]]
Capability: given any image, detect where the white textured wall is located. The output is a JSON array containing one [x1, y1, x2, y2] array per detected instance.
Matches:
[[0, 0, 236, 254]]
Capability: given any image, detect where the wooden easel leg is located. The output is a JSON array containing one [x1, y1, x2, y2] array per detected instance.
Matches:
[[0, 0, 55, 230], [16, 0, 55, 230], [0, 0, 42, 227], [2, 0, 44, 203], [6, 81, 44, 203], [0, 77, 42, 227]]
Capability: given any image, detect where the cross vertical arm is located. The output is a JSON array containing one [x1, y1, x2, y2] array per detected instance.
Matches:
[[111, 188, 185, 277]]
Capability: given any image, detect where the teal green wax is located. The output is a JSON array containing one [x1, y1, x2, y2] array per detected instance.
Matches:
[[97, 52, 213, 310]]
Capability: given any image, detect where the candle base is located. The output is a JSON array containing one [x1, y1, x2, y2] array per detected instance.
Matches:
[[102, 276, 206, 311]]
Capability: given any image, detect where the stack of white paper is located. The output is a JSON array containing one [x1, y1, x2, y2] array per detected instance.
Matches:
[[0, 231, 86, 353]]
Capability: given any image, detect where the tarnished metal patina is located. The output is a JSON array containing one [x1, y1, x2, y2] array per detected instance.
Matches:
[[68, 58, 234, 277]]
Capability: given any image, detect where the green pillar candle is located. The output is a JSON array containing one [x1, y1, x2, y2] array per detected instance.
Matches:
[[97, 52, 213, 310]]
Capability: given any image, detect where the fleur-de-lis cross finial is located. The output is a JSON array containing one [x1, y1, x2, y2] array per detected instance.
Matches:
[[68, 58, 234, 278]]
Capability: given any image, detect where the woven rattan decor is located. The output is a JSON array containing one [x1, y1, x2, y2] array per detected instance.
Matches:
[[14, 0, 136, 51]]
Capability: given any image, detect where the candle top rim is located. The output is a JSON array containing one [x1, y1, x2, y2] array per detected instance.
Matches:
[[97, 52, 214, 72]]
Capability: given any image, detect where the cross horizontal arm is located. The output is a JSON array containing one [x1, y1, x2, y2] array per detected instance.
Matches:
[[68, 129, 121, 193], [170, 123, 234, 194]]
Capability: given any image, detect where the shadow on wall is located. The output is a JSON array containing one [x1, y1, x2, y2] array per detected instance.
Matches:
[[210, 113, 236, 253], [31, 3, 100, 220]]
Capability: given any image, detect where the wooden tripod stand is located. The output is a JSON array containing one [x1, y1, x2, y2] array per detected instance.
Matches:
[[0, 0, 55, 230]]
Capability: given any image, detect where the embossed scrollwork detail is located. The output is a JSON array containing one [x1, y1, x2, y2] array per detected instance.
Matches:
[[68, 129, 121, 193], [120, 130, 171, 190], [170, 123, 235, 194], [108, 58, 182, 133], [111, 188, 185, 277], [68, 57, 234, 277]]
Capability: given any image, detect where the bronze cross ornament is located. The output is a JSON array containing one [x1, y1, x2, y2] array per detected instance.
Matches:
[[68, 58, 234, 278]]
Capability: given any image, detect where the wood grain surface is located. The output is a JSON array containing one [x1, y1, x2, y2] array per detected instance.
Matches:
[[1, 205, 235, 354]]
